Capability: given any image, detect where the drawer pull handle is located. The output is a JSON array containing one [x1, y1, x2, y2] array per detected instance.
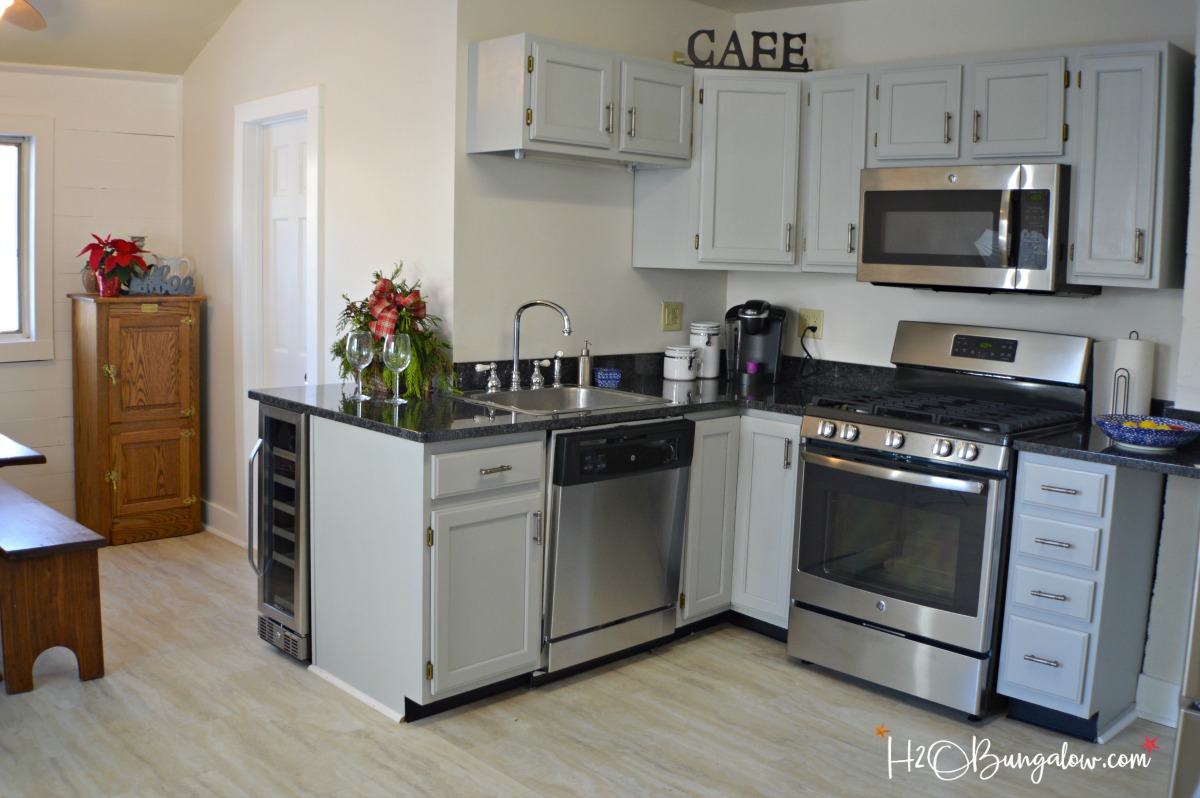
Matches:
[[1023, 654, 1061, 668], [479, 464, 513, 476], [532, 510, 542, 545], [1034, 537, 1073, 549], [1030, 589, 1068, 602], [1040, 484, 1079, 495]]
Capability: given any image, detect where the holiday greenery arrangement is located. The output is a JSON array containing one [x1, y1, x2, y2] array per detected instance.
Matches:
[[330, 264, 457, 400]]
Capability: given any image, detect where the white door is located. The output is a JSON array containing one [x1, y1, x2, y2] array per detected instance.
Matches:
[[262, 117, 309, 387], [680, 415, 740, 623], [529, 40, 615, 150], [873, 65, 962, 161], [618, 60, 693, 160], [970, 57, 1066, 158], [802, 73, 868, 273]]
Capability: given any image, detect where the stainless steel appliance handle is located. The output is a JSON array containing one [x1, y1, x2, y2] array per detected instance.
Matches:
[[480, 464, 513, 476], [1030, 589, 1068, 602], [247, 438, 264, 576], [802, 451, 986, 494], [1023, 653, 1061, 668], [1034, 536, 1073, 549], [1040, 484, 1078, 495], [997, 187, 1012, 268]]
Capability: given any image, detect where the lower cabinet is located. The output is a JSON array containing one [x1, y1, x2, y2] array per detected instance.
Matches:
[[997, 452, 1164, 741], [309, 417, 545, 719], [678, 414, 740, 625], [731, 413, 801, 628]]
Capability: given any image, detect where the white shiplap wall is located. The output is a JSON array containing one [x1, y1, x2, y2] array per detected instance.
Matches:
[[0, 65, 182, 517]]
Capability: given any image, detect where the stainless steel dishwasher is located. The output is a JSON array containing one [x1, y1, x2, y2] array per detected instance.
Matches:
[[542, 418, 694, 672]]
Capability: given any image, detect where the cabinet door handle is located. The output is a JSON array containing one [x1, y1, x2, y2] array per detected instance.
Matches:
[[479, 464, 513, 476], [532, 510, 543, 545], [1023, 654, 1061, 668], [1034, 536, 1073, 549], [628, 106, 637, 138], [247, 438, 264, 577], [605, 102, 614, 134], [1133, 228, 1144, 264], [785, 223, 793, 253], [1030, 589, 1068, 602], [1040, 484, 1078, 495], [847, 223, 856, 253], [944, 111, 952, 143], [783, 438, 793, 469], [972, 110, 981, 142]]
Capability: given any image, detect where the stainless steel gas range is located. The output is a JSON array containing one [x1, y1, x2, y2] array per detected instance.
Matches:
[[787, 321, 1092, 718]]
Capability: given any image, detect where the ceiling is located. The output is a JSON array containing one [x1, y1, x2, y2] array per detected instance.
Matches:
[[0, 0, 240, 74]]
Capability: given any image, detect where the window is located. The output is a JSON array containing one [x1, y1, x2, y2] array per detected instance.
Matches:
[[0, 115, 53, 363]]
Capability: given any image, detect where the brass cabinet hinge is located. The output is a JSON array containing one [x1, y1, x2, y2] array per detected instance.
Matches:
[[525, 108, 532, 126], [875, 84, 879, 100], [694, 234, 699, 251], [104, 470, 118, 491], [181, 316, 195, 326], [425, 661, 434, 680], [873, 131, 878, 148], [802, 237, 807, 253], [1063, 123, 1069, 142], [527, 55, 533, 73], [181, 428, 196, 439], [180, 406, 196, 418], [182, 496, 197, 507], [806, 92, 810, 106], [1069, 243, 1075, 261], [1064, 69, 1070, 89], [426, 526, 434, 547], [101, 364, 117, 385], [678, 592, 686, 609], [1077, 71, 1082, 89]]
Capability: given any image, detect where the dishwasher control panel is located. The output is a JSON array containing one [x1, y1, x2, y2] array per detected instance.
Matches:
[[552, 419, 695, 486]]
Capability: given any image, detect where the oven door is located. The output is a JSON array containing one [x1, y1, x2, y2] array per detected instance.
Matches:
[[793, 447, 1008, 654]]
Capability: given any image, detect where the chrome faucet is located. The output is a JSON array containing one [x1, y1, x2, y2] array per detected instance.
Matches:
[[512, 300, 572, 390]]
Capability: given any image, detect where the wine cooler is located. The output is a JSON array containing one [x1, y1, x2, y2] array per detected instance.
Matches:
[[248, 405, 310, 660]]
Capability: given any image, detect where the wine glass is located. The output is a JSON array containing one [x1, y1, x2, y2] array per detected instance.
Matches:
[[381, 332, 413, 405], [345, 331, 374, 401]]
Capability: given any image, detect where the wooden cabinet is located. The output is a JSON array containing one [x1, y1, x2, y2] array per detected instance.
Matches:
[[71, 295, 204, 545], [1070, 44, 1190, 288], [969, 57, 1066, 158], [468, 33, 692, 167], [871, 65, 962, 161], [731, 413, 800, 628], [678, 414, 740, 625], [998, 452, 1164, 742], [802, 73, 868, 273]]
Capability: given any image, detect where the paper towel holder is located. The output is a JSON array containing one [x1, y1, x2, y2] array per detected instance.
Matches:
[[1109, 331, 1140, 415]]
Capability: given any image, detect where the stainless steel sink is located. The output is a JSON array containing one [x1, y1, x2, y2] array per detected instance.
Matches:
[[457, 385, 671, 415]]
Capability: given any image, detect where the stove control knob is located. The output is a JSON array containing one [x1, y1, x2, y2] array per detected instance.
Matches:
[[838, 424, 860, 442], [884, 430, 905, 449], [932, 438, 953, 457], [957, 442, 980, 462], [816, 420, 837, 438]]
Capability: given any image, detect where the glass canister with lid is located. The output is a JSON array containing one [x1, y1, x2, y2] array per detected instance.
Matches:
[[664, 345, 699, 381], [689, 321, 722, 379]]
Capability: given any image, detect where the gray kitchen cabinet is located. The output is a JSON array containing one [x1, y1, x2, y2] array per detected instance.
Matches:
[[969, 57, 1066, 158], [801, 72, 868, 273], [997, 452, 1164, 742], [678, 413, 740, 625], [731, 413, 801, 628], [871, 65, 962, 161], [1069, 44, 1190, 288], [467, 33, 692, 168], [309, 417, 545, 720]]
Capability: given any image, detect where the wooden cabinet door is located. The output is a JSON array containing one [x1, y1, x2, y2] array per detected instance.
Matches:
[[970, 57, 1066, 157], [873, 65, 962, 160], [429, 492, 543, 695], [680, 415, 740, 623], [1071, 52, 1159, 282], [618, 60, 692, 160], [529, 39, 615, 150], [802, 73, 868, 273], [109, 425, 195, 521], [105, 304, 196, 425], [697, 75, 801, 264]]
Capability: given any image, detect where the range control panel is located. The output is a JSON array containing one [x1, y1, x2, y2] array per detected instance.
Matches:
[[951, 334, 1018, 364]]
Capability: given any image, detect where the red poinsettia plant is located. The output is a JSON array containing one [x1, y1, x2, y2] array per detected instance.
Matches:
[[77, 234, 149, 284]]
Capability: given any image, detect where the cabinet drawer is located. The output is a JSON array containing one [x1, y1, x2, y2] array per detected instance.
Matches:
[[1002, 615, 1090, 704], [431, 441, 544, 500], [1011, 565, 1096, 623], [1020, 463, 1107, 517], [1014, 515, 1102, 570]]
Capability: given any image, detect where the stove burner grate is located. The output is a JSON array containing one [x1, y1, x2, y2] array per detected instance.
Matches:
[[809, 389, 1079, 435]]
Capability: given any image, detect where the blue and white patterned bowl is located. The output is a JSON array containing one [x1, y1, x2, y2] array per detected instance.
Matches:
[[593, 368, 622, 389], [1094, 414, 1200, 452]]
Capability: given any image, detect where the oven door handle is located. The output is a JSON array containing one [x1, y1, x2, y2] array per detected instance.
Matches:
[[801, 451, 986, 495]]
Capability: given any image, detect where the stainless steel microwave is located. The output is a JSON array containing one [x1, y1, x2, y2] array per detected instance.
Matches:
[[857, 164, 1097, 296]]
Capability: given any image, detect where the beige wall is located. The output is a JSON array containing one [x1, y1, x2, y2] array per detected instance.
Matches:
[[0, 66, 181, 515]]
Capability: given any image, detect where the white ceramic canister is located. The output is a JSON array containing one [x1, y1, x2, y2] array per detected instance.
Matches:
[[664, 345, 698, 381], [689, 321, 722, 379], [662, 379, 693, 403]]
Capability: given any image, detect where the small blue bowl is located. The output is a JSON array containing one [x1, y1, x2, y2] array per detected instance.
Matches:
[[593, 367, 622, 389], [1094, 414, 1200, 452]]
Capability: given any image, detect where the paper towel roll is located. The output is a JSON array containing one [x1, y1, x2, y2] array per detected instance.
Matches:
[[1092, 336, 1155, 417]]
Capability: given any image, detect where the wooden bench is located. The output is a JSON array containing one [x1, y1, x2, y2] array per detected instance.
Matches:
[[0, 480, 106, 694]]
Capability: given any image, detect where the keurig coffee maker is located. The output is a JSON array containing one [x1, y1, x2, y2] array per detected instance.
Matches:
[[725, 300, 786, 385]]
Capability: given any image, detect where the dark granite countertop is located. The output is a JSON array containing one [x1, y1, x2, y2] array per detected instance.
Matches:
[[1015, 424, 1200, 478]]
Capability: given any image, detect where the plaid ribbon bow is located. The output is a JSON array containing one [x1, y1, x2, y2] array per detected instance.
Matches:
[[367, 279, 425, 338]]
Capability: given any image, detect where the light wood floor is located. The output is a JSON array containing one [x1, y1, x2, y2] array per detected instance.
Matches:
[[0, 532, 1176, 797]]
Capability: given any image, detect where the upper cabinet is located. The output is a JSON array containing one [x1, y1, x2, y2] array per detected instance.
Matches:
[[468, 34, 692, 168], [871, 65, 961, 162], [969, 57, 1066, 158], [802, 73, 868, 273], [1070, 44, 1191, 288]]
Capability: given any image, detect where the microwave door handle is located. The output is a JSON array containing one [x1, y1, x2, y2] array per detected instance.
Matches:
[[997, 188, 1012, 268]]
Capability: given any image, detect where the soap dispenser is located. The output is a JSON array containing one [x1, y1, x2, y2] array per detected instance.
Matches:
[[579, 340, 593, 386]]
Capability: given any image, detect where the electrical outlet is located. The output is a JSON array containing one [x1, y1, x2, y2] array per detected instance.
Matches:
[[661, 301, 683, 332], [797, 308, 824, 340]]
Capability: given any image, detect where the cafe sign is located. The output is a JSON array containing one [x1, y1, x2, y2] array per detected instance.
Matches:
[[687, 30, 809, 71]]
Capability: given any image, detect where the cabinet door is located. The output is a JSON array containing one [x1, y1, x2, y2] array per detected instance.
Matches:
[[680, 416, 740, 623], [430, 492, 543, 695], [697, 75, 801, 264], [529, 40, 615, 150], [731, 416, 800, 627], [109, 425, 195, 522], [802, 73, 868, 272], [970, 57, 1066, 157], [874, 65, 961, 159], [619, 60, 692, 160], [105, 304, 196, 425], [1072, 52, 1159, 282]]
